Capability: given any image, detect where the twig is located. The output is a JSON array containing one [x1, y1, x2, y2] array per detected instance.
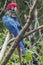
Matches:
[[23, 25, 43, 38], [8, 25, 43, 44], [0, 0, 7, 15]]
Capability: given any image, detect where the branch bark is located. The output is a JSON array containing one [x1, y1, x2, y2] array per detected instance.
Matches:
[[0, 0, 7, 15], [7, 25, 43, 44], [0, 25, 42, 49], [23, 25, 43, 38], [0, 32, 10, 61], [1, 0, 38, 65]]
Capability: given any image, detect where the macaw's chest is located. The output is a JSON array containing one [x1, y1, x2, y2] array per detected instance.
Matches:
[[8, 11, 16, 18], [2, 15, 16, 26]]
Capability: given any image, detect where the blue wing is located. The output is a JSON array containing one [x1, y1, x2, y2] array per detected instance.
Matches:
[[2, 15, 19, 36]]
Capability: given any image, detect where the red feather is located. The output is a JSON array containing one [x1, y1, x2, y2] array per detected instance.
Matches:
[[6, 2, 17, 12]]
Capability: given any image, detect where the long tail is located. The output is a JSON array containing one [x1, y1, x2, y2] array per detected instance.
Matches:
[[19, 41, 26, 56]]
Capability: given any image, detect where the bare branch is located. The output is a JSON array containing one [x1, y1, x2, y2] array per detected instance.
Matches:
[[0, 32, 10, 61], [0, 0, 7, 15], [8, 25, 43, 44], [23, 25, 43, 38]]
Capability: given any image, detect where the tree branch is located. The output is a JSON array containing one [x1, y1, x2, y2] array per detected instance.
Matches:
[[0, 32, 10, 61], [7, 25, 43, 44], [24, 25, 43, 38], [0, 23, 42, 51], [0, 0, 7, 15]]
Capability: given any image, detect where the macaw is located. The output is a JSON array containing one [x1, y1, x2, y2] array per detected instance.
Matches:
[[2, 2, 26, 57]]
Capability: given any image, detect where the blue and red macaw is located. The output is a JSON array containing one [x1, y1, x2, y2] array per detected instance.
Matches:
[[2, 2, 26, 58]]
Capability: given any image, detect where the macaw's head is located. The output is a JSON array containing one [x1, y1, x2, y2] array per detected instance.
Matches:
[[6, 2, 17, 12]]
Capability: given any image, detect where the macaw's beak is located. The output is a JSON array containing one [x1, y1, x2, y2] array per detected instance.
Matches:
[[14, 7, 17, 11]]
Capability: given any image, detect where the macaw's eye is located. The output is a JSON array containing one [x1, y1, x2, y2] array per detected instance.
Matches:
[[8, 13, 12, 16]]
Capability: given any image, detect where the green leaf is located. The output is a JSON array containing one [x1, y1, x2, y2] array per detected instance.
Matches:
[[37, 55, 42, 60], [39, 41, 43, 46], [40, 47, 43, 54], [31, 46, 37, 52], [23, 38, 30, 46], [38, 61, 43, 65], [25, 50, 32, 62]]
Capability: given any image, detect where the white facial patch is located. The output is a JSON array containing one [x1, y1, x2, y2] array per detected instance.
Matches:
[[14, 7, 17, 11]]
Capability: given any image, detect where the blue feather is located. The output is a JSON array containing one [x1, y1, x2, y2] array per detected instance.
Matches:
[[2, 14, 26, 56]]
